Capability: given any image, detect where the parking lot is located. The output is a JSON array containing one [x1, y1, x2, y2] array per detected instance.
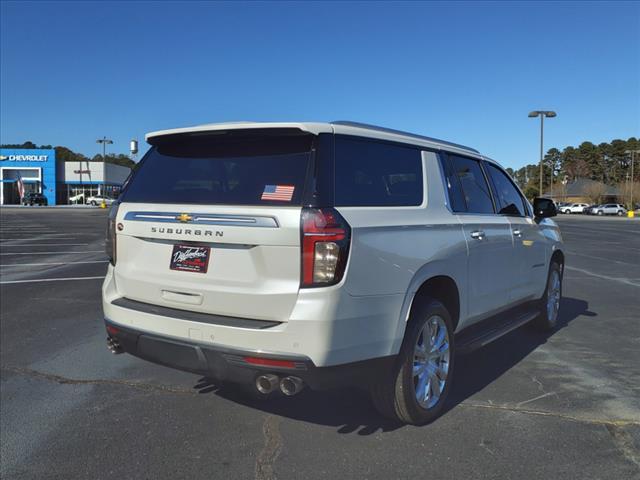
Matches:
[[1, 208, 639, 479]]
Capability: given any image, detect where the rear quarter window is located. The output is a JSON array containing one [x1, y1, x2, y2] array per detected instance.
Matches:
[[334, 136, 423, 207]]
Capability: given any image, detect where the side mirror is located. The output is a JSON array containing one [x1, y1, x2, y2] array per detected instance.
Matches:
[[533, 197, 557, 218]]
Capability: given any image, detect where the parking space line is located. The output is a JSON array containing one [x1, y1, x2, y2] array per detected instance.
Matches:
[[0, 237, 89, 242], [565, 266, 640, 288], [0, 233, 95, 236], [0, 276, 105, 285], [0, 260, 108, 267], [0, 237, 94, 241], [560, 236, 640, 252], [0, 250, 105, 255], [565, 250, 631, 266], [0, 243, 91, 247]]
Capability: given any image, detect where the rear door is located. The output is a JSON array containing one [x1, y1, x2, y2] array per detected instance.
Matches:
[[113, 130, 314, 322], [444, 154, 516, 322]]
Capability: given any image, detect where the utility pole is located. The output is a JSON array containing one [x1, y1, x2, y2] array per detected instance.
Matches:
[[626, 150, 640, 209], [528, 111, 557, 197]]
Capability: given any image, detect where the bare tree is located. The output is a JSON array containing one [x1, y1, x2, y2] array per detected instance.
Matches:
[[584, 181, 607, 204]]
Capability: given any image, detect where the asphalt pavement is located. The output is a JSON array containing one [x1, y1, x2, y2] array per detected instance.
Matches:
[[1, 208, 639, 479]]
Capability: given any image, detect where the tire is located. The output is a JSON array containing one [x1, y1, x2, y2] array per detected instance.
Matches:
[[617, 210, 623, 216], [533, 262, 562, 331], [565, 210, 571, 214], [597, 210, 603, 216], [370, 299, 454, 425], [90, 201, 97, 206]]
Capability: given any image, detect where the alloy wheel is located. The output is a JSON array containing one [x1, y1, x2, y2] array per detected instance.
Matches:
[[413, 315, 450, 409], [546, 269, 561, 324]]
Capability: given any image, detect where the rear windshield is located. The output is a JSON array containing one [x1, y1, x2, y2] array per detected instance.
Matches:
[[121, 130, 312, 206]]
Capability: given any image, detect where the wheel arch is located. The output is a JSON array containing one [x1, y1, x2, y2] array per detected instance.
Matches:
[[392, 270, 462, 355], [412, 276, 460, 331]]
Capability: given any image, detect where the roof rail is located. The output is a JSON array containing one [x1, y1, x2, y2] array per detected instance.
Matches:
[[331, 121, 479, 153]]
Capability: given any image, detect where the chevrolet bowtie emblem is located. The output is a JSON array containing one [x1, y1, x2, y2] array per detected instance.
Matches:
[[176, 213, 193, 223]]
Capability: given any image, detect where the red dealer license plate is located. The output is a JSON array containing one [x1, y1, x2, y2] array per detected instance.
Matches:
[[169, 245, 210, 273]]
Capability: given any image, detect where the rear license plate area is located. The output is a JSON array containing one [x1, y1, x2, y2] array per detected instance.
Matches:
[[170, 244, 210, 273]]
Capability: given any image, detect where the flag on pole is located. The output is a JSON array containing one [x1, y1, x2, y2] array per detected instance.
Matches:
[[16, 174, 25, 200]]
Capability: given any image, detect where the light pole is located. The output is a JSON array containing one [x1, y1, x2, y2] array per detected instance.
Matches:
[[96, 137, 113, 197], [97, 136, 113, 161], [625, 149, 640, 210], [528, 110, 557, 197]]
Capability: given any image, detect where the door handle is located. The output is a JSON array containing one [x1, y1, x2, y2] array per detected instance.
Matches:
[[513, 229, 522, 237], [470, 230, 485, 240]]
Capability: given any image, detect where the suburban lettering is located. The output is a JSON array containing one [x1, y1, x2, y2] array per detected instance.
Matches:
[[149, 226, 224, 238]]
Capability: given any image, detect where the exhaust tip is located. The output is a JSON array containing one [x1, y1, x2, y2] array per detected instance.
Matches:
[[256, 374, 279, 394], [280, 376, 304, 396], [107, 336, 123, 354]]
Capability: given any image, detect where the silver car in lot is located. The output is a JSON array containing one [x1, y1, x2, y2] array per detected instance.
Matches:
[[593, 203, 627, 216]]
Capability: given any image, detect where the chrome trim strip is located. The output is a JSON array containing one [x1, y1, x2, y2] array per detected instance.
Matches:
[[124, 211, 279, 228]]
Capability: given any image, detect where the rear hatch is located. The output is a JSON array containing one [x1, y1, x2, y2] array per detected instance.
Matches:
[[112, 129, 314, 322]]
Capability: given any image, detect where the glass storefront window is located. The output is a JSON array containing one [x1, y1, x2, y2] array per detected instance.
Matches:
[[65, 184, 121, 204]]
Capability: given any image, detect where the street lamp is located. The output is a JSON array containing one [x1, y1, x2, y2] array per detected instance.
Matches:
[[625, 149, 640, 210], [96, 137, 113, 198], [96, 136, 113, 161], [528, 110, 557, 197]]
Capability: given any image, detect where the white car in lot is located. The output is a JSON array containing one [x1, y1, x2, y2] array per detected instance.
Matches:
[[102, 121, 564, 424], [87, 195, 116, 206], [561, 203, 589, 214]]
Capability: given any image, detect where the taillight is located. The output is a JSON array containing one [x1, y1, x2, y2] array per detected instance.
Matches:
[[301, 208, 351, 288], [105, 202, 119, 266]]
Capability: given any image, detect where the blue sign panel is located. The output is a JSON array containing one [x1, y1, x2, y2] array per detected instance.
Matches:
[[0, 148, 57, 205]]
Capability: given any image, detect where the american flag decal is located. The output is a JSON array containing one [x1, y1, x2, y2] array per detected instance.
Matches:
[[261, 184, 295, 201]]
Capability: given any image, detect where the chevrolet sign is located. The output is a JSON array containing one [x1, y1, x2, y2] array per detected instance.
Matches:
[[0, 154, 48, 162]]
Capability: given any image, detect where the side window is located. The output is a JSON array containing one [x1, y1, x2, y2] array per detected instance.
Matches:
[[448, 155, 495, 214], [439, 154, 466, 212], [334, 136, 423, 207], [485, 163, 527, 216]]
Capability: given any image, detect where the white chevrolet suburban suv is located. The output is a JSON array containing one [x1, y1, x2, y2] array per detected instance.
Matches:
[[102, 121, 564, 425]]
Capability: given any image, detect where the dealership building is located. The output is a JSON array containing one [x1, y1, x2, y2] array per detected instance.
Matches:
[[0, 148, 131, 206]]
